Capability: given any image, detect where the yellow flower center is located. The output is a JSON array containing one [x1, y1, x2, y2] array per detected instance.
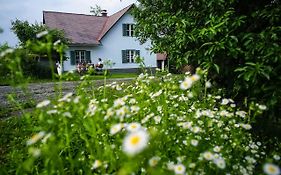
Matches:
[[31, 135, 39, 141], [268, 166, 276, 173], [130, 136, 140, 145]]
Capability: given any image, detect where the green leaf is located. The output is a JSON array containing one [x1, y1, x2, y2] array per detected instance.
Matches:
[[213, 63, 220, 73]]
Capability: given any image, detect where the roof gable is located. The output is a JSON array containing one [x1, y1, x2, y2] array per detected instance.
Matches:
[[98, 4, 134, 40], [43, 4, 134, 45]]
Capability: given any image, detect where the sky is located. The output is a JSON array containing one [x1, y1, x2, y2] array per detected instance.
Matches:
[[0, 0, 136, 46]]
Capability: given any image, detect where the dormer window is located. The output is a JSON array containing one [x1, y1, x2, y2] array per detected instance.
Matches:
[[122, 24, 135, 37]]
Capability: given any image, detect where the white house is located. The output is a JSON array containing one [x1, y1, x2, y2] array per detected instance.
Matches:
[[43, 4, 157, 72]]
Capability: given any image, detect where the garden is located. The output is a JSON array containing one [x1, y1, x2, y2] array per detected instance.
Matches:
[[0, 0, 281, 174]]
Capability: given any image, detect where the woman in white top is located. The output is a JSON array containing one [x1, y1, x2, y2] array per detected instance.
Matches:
[[95, 58, 103, 71]]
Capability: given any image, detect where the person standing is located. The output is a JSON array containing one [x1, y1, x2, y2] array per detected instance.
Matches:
[[56, 61, 62, 76]]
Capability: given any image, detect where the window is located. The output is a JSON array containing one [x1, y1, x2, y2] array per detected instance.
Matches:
[[122, 24, 135, 37], [122, 50, 140, 63], [70, 50, 91, 65], [75, 50, 85, 64]]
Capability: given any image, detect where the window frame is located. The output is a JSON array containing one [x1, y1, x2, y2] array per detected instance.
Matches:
[[75, 50, 86, 64], [70, 50, 91, 65], [122, 49, 140, 64], [123, 24, 135, 37]]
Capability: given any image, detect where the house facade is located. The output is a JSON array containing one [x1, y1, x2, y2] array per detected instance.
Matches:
[[43, 4, 156, 72]]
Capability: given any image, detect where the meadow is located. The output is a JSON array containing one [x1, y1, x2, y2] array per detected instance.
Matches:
[[0, 68, 280, 175]]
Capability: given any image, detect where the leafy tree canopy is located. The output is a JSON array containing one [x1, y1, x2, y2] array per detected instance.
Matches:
[[133, 0, 281, 128], [90, 4, 102, 16], [0, 42, 9, 52], [11, 19, 69, 45]]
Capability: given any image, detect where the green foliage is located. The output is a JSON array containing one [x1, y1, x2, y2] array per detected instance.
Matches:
[[90, 4, 102, 16], [0, 31, 280, 174], [0, 42, 9, 51], [133, 0, 281, 123], [11, 19, 68, 45], [11, 19, 69, 67], [0, 32, 67, 85], [1, 70, 280, 174]]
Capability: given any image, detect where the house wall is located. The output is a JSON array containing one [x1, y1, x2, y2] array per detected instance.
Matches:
[[63, 12, 156, 72]]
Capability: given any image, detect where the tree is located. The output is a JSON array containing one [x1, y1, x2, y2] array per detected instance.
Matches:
[[11, 19, 69, 61], [90, 4, 102, 16], [11, 19, 68, 45], [10, 19, 69, 79], [133, 0, 281, 134]]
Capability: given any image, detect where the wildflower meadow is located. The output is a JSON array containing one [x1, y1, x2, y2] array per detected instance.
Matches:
[[2, 68, 280, 175]]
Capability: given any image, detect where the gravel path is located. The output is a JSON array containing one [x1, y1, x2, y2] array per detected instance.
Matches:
[[0, 78, 133, 109]]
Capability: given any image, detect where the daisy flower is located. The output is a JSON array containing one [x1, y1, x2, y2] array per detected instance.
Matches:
[[42, 133, 52, 144], [203, 151, 214, 160], [116, 106, 129, 120], [154, 116, 161, 124], [27, 131, 46, 145], [205, 81, 212, 88], [273, 155, 280, 161], [131, 105, 140, 113], [116, 85, 122, 91], [191, 126, 201, 133], [167, 161, 175, 170], [263, 163, 280, 175], [110, 123, 123, 135], [36, 100, 50, 108], [221, 98, 229, 105], [122, 129, 149, 156], [213, 146, 221, 152], [259, 105, 267, 110], [191, 74, 200, 82], [91, 160, 102, 170], [236, 111, 247, 118], [240, 123, 252, 130], [180, 77, 193, 90], [214, 158, 226, 169], [191, 139, 199, 147], [46, 109, 58, 115], [174, 164, 186, 174], [126, 122, 141, 132], [129, 98, 136, 104], [114, 98, 125, 107], [58, 92, 73, 102], [149, 156, 161, 167]]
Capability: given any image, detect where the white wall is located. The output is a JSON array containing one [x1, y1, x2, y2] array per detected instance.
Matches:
[[63, 12, 156, 72]]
